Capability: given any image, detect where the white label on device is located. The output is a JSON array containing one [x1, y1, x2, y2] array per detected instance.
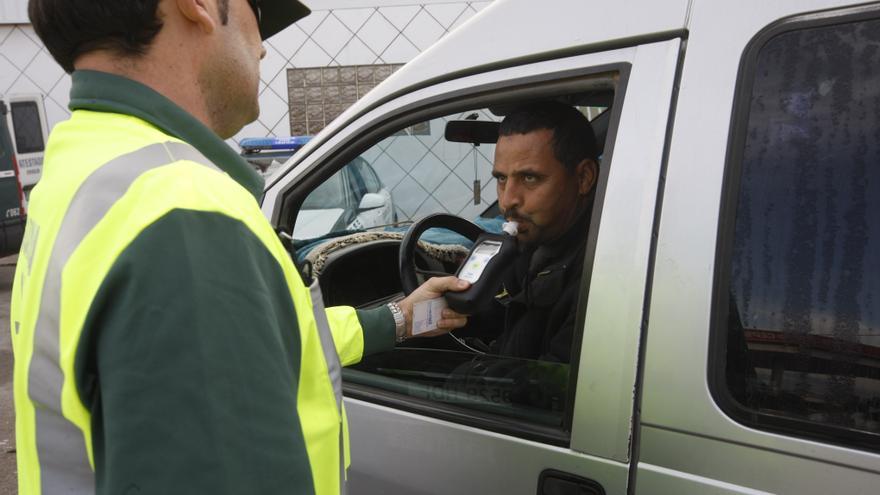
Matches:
[[412, 297, 448, 335], [457, 240, 502, 283]]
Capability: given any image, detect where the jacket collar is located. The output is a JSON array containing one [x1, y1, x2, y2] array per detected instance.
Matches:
[[500, 203, 593, 307], [68, 70, 264, 200], [527, 203, 593, 276]]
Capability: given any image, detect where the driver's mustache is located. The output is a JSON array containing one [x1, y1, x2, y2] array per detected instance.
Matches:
[[503, 209, 531, 224]]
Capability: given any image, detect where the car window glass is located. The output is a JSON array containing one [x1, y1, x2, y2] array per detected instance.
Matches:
[[722, 16, 880, 448], [290, 81, 617, 437], [348, 350, 569, 427], [302, 171, 346, 210], [292, 109, 501, 243], [0, 123, 9, 165], [9, 101, 44, 155], [0, 106, 16, 173]]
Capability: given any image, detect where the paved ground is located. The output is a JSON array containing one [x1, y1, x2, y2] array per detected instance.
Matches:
[[1, 255, 17, 494]]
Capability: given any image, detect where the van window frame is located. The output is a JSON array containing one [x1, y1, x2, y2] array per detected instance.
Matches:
[[710, 3, 880, 453], [280, 62, 631, 447]]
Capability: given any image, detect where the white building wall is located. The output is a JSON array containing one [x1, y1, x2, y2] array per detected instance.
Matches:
[[0, 0, 28, 24], [0, 1, 492, 145]]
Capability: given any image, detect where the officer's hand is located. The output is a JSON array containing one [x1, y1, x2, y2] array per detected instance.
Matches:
[[398, 276, 470, 338]]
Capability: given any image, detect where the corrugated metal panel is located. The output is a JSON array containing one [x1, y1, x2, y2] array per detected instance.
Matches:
[[0, 0, 28, 24]]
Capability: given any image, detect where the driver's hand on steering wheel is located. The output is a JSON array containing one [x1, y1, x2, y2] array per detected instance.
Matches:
[[398, 276, 470, 339]]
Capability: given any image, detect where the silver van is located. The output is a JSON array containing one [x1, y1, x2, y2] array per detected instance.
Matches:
[[262, 0, 880, 493]]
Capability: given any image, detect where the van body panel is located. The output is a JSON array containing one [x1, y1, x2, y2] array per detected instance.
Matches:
[[638, 425, 880, 493], [343, 0, 690, 112], [641, 0, 880, 490], [570, 38, 680, 463], [636, 460, 773, 495], [346, 398, 629, 495]]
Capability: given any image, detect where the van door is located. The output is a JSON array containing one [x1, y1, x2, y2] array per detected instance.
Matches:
[[4, 94, 49, 194], [265, 36, 682, 493], [0, 101, 26, 256], [640, 0, 880, 493]]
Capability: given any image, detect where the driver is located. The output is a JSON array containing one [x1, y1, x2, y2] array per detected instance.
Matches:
[[483, 101, 599, 363]]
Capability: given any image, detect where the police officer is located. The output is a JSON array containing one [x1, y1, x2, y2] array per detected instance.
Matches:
[[11, 1, 469, 494]]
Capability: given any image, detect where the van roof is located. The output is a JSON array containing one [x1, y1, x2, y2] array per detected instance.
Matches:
[[292, 0, 692, 161]]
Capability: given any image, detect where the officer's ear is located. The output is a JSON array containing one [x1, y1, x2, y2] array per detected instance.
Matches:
[[176, 0, 220, 36], [575, 158, 598, 195]]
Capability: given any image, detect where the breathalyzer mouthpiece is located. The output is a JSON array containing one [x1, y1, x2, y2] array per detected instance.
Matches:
[[502, 221, 519, 236]]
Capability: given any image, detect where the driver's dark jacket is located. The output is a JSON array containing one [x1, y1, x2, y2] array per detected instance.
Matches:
[[487, 207, 592, 363]]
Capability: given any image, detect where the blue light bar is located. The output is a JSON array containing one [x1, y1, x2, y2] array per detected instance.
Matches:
[[240, 136, 312, 151]]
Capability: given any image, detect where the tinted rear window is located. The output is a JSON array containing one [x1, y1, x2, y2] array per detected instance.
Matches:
[[718, 13, 880, 451], [10, 101, 44, 154]]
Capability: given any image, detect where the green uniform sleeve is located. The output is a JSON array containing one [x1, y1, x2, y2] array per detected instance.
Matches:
[[75, 210, 315, 495], [356, 306, 395, 356], [324, 303, 395, 367]]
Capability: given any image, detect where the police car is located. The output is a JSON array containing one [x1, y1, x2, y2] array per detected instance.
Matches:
[[240, 136, 311, 177]]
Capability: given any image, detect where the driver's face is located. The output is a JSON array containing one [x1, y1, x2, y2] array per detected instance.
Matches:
[[493, 129, 595, 247]]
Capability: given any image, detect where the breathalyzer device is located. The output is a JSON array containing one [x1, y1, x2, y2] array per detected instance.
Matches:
[[445, 221, 519, 313]]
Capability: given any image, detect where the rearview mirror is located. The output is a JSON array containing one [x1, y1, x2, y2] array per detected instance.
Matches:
[[444, 120, 499, 144]]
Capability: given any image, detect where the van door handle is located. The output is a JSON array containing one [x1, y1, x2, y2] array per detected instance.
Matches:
[[538, 469, 605, 495]]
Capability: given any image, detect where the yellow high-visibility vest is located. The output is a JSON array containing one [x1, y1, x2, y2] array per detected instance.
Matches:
[[11, 106, 365, 494]]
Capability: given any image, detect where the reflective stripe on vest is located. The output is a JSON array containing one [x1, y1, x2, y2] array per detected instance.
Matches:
[[27, 141, 215, 493], [307, 279, 348, 494]]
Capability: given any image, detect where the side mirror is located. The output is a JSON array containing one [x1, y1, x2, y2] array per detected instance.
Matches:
[[358, 193, 385, 212]]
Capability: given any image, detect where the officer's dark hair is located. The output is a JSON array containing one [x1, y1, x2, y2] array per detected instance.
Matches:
[[28, 0, 231, 73], [498, 101, 599, 172]]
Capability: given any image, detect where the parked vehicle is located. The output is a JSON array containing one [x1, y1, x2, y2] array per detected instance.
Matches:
[[261, 0, 880, 493], [242, 137, 396, 239], [0, 100, 27, 257], [3, 94, 48, 197]]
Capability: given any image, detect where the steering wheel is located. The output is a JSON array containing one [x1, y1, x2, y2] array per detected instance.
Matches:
[[398, 213, 484, 295]]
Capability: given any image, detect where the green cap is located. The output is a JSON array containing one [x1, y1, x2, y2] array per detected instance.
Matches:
[[258, 0, 311, 40]]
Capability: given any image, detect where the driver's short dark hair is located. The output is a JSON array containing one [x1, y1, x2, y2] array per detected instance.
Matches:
[[28, 0, 230, 73], [498, 101, 599, 172]]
